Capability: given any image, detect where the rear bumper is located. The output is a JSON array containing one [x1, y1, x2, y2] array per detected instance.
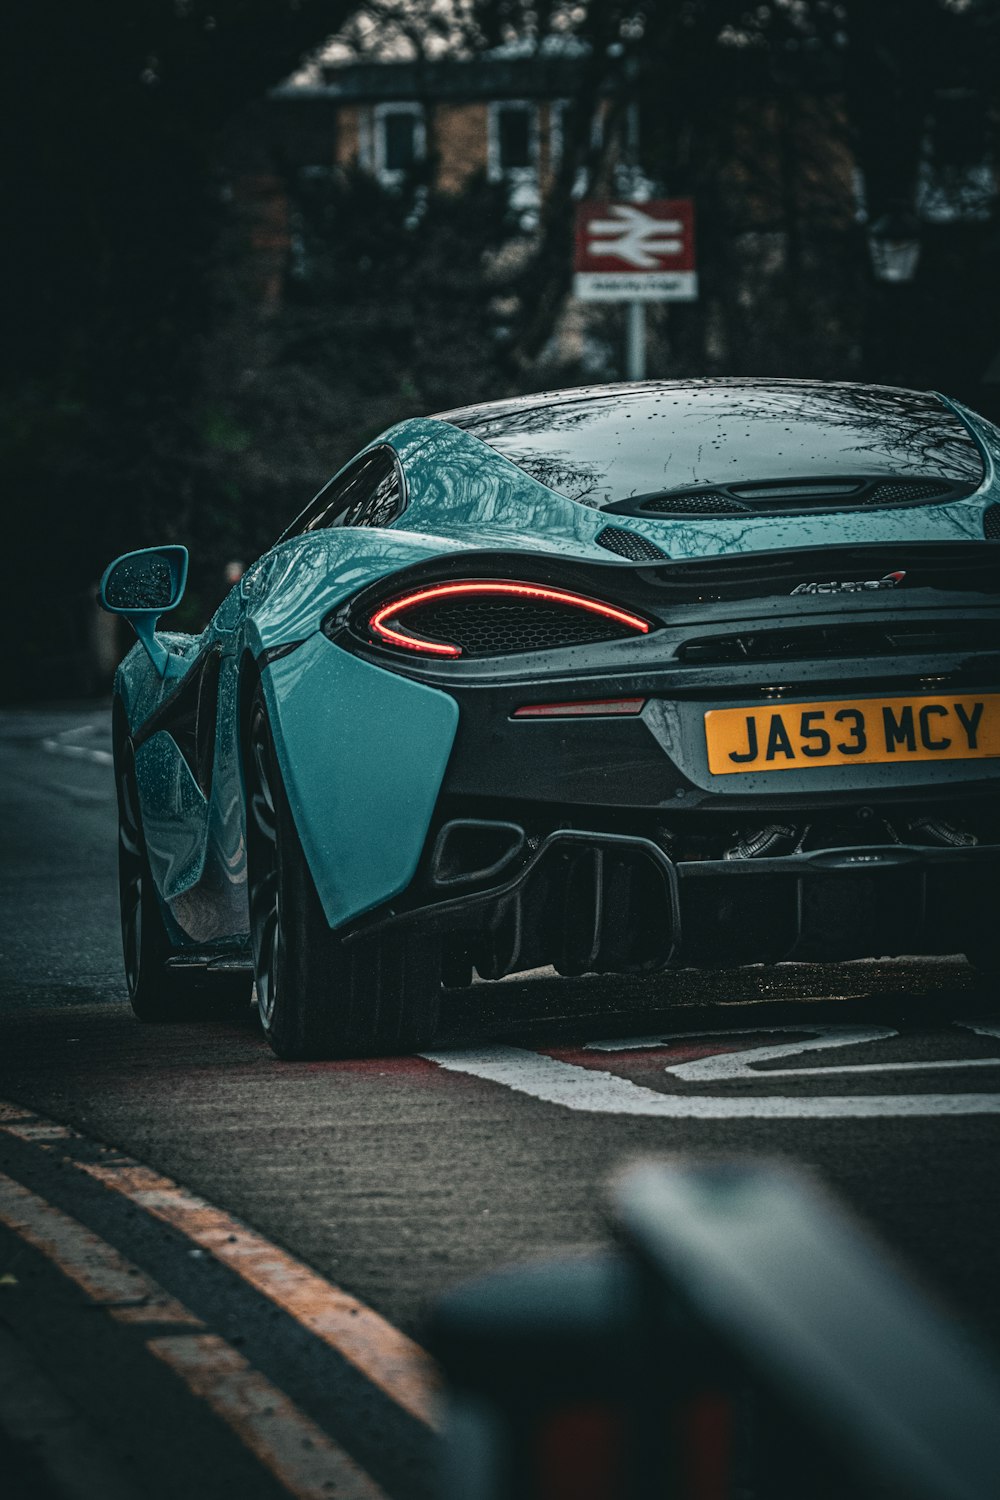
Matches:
[[438, 670, 1000, 812], [349, 825, 1000, 975], [336, 604, 1000, 970]]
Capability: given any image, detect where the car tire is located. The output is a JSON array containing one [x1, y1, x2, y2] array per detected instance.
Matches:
[[244, 682, 441, 1060], [115, 723, 251, 1021]]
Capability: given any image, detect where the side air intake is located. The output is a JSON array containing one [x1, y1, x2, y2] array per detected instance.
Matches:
[[595, 526, 669, 561]]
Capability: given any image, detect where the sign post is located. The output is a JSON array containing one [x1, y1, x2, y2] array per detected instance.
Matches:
[[574, 199, 697, 380], [625, 300, 645, 381]]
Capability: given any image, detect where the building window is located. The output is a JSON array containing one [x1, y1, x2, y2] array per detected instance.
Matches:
[[374, 104, 426, 185], [384, 112, 417, 172], [488, 101, 538, 182], [498, 106, 532, 170]]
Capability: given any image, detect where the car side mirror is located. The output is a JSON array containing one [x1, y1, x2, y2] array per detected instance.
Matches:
[[99, 545, 188, 677]]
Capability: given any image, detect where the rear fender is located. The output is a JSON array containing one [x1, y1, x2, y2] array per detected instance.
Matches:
[[237, 529, 475, 658], [258, 632, 459, 931]]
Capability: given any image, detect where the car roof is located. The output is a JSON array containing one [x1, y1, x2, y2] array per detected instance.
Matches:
[[436, 377, 946, 428], [433, 380, 983, 508]]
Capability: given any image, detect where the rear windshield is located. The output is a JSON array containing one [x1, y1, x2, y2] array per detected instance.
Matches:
[[442, 382, 983, 508]]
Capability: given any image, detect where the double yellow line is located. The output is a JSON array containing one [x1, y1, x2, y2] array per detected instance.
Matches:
[[0, 1100, 440, 1499]]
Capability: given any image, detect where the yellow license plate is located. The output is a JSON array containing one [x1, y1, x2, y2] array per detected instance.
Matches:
[[705, 694, 1000, 775]]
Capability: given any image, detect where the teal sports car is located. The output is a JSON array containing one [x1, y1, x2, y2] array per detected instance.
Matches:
[[101, 380, 1000, 1058]]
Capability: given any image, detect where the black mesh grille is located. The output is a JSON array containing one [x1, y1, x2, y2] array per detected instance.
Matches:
[[863, 478, 951, 507], [396, 598, 637, 656], [596, 526, 668, 561], [640, 491, 745, 516], [985, 504, 1000, 540], [628, 476, 963, 518]]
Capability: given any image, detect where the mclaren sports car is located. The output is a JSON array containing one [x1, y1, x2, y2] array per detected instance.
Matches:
[[101, 380, 1000, 1058]]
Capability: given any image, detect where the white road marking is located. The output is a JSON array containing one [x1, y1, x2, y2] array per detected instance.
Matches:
[[589, 1023, 1000, 1082], [423, 1040, 1000, 1118], [963, 1021, 1000, 1042], [725, 1057, 1000, 1076], [41, 740, 114, 766], [591, 1024, 1000, 1082], [40, 723, 113, 767], [650, 1025, 897, 1080]]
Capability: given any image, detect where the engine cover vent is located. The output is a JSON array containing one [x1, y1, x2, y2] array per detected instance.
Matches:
[[610, 475, 973, 519], [864, 478, 953, 507], [640, 491, 745, 517]]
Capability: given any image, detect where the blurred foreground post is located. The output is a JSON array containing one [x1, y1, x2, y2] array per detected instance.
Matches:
[[431, 1159, 1000, 1500]]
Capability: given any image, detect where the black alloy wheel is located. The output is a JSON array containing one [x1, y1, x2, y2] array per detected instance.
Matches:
[[246, 693, 281, 1033], [117, 736, 151, 1001], [244, 681, 442, 1059], [115, 715, 251, 1021]]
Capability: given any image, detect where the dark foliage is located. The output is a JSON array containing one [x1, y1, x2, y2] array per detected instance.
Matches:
[[198, 165, 519, 573], [1, 0, 356, 694], [2, 0, 998, 697]]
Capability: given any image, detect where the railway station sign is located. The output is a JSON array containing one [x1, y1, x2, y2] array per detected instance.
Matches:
[[574, 199, 697, 302]]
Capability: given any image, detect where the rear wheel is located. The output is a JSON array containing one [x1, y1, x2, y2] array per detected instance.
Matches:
[[115, 728, 251, 1020], [244, 683, 441, 1059]]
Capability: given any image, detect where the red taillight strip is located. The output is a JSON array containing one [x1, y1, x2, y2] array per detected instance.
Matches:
[[368, 581, 650, 657], [512, 698, 647, 719], [369, 618, 462, 657]]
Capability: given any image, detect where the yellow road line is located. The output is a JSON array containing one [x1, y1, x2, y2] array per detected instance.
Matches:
[[0, 1102, 440, 1430], [0, 1172, 201, 1326], [4, 1120, 76, 1142], [79, 1160, 440, 1429], [0, 1167, 388, 1499], [149, 1334, 385, 1500]]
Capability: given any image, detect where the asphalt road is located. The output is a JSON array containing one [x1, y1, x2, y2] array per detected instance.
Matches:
[[2, 703, 1000, 1499]]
